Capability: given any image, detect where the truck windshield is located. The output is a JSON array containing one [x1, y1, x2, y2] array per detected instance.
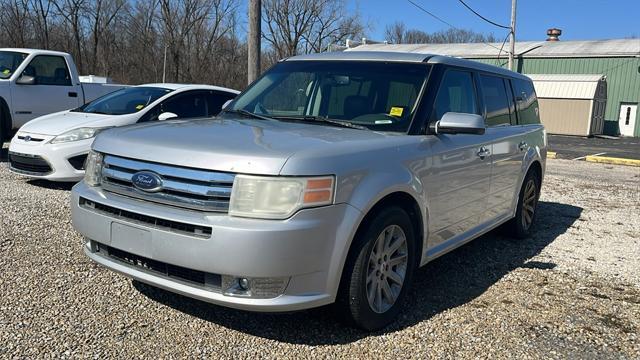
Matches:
[[0, 51, 28, 79], [74, 86, 171, 115], [227, 60, 430, 132]]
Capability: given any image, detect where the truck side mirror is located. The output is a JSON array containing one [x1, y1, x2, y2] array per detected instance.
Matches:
[[158, 112, 178, 121], [16, 75, 36, 85]]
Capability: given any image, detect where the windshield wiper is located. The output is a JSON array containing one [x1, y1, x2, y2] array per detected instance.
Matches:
[[271, 115, 369, 130], [224, 109, 274, 121]]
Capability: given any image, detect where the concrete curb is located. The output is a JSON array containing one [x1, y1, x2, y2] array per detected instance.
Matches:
[[585, 155, 640, 167]]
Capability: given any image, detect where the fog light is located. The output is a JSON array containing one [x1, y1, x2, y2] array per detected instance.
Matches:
[[238, 278, 250, 291], [222, 275, 289, 299]]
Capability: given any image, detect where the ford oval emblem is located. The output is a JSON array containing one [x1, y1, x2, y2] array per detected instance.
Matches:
[[131, 171, 163, 192]]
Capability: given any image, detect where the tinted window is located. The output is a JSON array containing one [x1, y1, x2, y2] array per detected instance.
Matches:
[[513, 79, 539, 124], [0, 51, 27, 79], [162, 92, 208, 118], [228, 61, 430, 132], [24, 55, 71, 86], [480, 75, 512, 126], [207, 91, 236, 116], [75, 87, 171, 115], [433, 70, 478, 120]]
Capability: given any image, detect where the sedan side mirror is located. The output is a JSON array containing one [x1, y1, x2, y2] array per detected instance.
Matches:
[[158, 112, 178, 121], [16, 75, 36, 85], [432, 112, 485, 135]]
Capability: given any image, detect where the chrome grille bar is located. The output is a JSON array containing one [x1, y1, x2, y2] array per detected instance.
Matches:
[[101, 155, 235, 212]]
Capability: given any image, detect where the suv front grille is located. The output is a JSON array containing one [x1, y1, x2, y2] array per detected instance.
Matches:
[[9, 152, 53, 175], [100, 155, 235, 212], [79, 197, 212, 238]]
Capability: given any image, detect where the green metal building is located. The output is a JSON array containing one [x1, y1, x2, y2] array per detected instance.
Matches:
[[350, 39, 640, 137]]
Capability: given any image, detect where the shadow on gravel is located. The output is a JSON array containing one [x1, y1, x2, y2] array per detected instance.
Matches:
[[26, 179, 76, 191], [0, 146, 7, 162], [134, 200, 582, 345]]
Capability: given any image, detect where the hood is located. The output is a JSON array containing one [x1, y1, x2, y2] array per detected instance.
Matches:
[[92, 117, 393, 175], [19, 110, 120, 135]]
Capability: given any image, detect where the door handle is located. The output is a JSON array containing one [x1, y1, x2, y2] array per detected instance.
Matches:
[[518, 141, 528, 151], [68, 92, 78, 98], [477, 146, 491, 159]]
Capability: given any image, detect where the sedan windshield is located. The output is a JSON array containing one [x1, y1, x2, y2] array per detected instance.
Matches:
[[227, 60, 430, 132], [0, 51, 28, 79], [74, 87, 171, 115]]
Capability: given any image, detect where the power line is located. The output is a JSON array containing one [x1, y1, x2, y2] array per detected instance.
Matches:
[[405, 0, 510, 54], [457, 0, 510, 29], [406, 0, 457, 29]]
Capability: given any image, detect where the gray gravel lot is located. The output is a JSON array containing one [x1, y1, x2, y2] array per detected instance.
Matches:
[[1, 141, 639, 358]]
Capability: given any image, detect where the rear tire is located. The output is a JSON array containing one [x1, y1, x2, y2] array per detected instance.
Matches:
[[505, 169, 541, 239], [336, 207, 417, 331]]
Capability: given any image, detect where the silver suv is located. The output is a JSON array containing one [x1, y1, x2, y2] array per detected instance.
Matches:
[[71, 51, 546, 330]]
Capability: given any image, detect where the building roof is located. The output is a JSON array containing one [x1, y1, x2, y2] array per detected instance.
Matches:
[[527, 74, 606, 100], [348, 39, 640, 59]]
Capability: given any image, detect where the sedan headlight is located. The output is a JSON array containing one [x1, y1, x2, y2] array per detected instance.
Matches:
[[84, 150, 104, 186], [50, 127, 107, 144], [229, 175, 335, 219]]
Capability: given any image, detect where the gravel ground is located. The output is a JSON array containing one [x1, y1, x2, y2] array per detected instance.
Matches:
[[1, 142, 639, 359]]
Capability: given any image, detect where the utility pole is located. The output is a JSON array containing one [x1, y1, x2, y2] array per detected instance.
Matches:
[[162, 44, 167, 83], [508, 0, 517, 71], [248, 0, 261, 84]]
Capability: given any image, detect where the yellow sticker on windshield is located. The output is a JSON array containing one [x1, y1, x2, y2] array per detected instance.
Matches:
[[135, 104, 144, 110], [389, 107, 404, 117], [2, 69, 9, 74]]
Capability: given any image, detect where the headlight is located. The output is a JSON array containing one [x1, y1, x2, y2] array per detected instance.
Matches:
[[84, 150, 103, 186], [50, 127, 106, 144], [229, 175, 334, 219]]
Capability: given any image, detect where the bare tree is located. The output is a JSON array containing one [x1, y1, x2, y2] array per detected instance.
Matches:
[[262, 0, 364, 58], [385, 21, 496, 44]]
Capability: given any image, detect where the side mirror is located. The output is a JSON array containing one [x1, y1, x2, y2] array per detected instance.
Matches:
[[16, 75, 36, 85], [158, 112, 178, 121], [431, 112, 485, 135], [221, 99, 232, 110]]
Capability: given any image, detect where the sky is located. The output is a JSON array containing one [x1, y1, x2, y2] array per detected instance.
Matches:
[[348, 0, 640, 42]]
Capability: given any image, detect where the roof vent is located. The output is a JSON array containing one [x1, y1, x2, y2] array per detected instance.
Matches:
[[546, 28, 562, 41]]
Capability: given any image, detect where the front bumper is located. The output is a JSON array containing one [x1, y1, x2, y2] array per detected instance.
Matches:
[[8, 133, 92, 181], [71, 181, 362, 312]]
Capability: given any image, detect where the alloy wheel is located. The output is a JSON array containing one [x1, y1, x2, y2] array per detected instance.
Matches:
[[521, 179, 538, 230], [366, 225, 408, 314]]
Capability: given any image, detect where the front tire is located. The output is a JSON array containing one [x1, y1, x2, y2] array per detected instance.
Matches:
[[337, 207, 417, 331]]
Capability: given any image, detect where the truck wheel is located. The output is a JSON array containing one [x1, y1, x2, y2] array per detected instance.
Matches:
[[337, 207, 417, 331], [505, 169, 541, 239]]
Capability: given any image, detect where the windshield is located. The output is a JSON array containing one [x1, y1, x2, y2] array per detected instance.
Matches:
[[227, 60, 430, 132], [0, 51, 28, 79], [74, 86, 171, 115]]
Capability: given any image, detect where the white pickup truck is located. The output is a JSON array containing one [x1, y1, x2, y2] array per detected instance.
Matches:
[[0, 48, 127, 141]]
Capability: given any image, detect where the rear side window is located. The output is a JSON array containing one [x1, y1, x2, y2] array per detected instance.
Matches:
[[23, 55, 71, 86], [480, 75, 512, 126], [433, 70, 478, 120], [513, 79, 540, 124]]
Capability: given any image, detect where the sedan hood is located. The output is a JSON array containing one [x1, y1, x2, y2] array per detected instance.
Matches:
[[92, 117, 392, 175], [19, 110, 118, 136]]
